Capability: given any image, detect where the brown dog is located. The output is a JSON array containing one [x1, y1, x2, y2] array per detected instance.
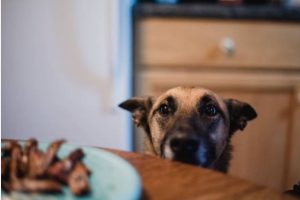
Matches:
[[119, 86, 257, 172]]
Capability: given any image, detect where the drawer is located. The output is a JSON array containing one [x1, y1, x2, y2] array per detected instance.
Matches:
[[137, 19, 300, 70]]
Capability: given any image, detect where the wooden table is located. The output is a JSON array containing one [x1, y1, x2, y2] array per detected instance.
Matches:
[[107, 149, 296, 200]]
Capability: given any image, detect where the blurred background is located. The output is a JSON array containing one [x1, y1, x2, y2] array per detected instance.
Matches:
[[2, 0, 300, 193], [2, 0, 134, 150]]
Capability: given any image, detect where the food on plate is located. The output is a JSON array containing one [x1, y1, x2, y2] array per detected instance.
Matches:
[[47, 148, 85, 184], [1, 139, 91, 196], [68, 162, 91, 195]]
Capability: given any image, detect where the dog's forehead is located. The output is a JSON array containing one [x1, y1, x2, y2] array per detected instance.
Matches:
[[150, 87, 229, 120], [155, 87, 226, 107], [167, 86, 211, 99]]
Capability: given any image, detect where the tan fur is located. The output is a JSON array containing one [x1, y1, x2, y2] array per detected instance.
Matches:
[[147, 86, 230, 157], [119, 86, 257, 172]]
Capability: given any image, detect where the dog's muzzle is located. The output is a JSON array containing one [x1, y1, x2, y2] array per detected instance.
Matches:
[[164, 133, 212, 167], [169, 134, 200, 165], [162, 120, 215, 166], [170, 135, 199, 156]]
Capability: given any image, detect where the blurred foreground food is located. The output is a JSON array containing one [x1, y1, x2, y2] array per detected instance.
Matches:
[[1, 139, 91, 196]]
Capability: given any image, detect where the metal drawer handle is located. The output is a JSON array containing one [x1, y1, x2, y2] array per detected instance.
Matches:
[[220, 37, 235, 56]]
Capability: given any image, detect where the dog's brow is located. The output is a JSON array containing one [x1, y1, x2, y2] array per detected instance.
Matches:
[[150, 95, 175, 118], [200, 94, 216, 103], [165, 96, 175, 104], [158, 95, 174, 107]]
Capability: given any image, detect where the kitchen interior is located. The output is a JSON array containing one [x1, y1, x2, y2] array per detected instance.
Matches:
[[2, 0, 300, 198], [133, 0, 300, 192]]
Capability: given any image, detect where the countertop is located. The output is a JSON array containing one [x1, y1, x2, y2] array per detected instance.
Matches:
[[133, 3, 300, 21]]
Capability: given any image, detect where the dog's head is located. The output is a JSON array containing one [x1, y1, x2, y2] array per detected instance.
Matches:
[[119, 86, 257, 168]]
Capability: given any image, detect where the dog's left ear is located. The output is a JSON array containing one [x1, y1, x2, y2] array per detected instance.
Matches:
[[119, 96, 153, 133], [224, 99, 257, 135]]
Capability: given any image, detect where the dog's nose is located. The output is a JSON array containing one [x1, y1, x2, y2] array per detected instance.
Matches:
[[170, 136, 199, 154]]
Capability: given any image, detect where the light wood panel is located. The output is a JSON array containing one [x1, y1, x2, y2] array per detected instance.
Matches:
[[137, 19, 300, 70], [135, 70, 300, 191], [286, 87, 300, 189], [224, 91, 290, 191], [136, 70, 300, 94]]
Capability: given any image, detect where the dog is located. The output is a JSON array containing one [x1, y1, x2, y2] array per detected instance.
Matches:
[[119, 86, 257, 173]]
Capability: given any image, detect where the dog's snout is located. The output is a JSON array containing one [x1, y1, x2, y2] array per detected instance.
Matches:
[[170, 136, 199, 154]]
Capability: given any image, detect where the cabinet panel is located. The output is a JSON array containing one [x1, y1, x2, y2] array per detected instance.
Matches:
[[135, 70, 300, 191], [222, 91, 290, 191], [287, 89, 300, 189], [137, 19, 300, 70]]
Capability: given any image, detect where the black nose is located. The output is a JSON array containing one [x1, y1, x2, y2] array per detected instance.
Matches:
[[170, 136, 199, 154]]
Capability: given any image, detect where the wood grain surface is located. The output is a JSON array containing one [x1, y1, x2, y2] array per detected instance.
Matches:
[[138, 19, 300, 70], [107, 149, 297, 200]]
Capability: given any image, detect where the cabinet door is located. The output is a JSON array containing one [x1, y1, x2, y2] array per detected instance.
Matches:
[[219, 91, 290, 191], [135, 70, 300, 191]]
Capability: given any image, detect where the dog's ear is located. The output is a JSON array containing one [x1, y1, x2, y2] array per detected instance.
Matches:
[[224, 99, 257, 135], [119, 96, 153, 131]]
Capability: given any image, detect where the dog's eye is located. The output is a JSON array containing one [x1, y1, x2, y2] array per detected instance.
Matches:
[[204, 104, 218, 117], [158, 104, 171, 116]]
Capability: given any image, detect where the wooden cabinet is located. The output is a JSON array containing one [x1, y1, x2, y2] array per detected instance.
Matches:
[[133, 17, 300, 191], [138, 19, 300, 69]]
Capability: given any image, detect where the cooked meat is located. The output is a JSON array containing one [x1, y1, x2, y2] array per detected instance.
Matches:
[[1, 144, 21, 191], [68, 162, 90, 196], [1, 157, 10, 182], [1, 139, 91, 196], [46, 149, 85, 184], [68, 149, 85, 161], [44, 139, 65, 168], [27, 139, 65, 178], [23, 139, 38, 154], [4, 178, 62, 193], [10, 145, 22, 182], [2, 141, 20, 158], [19, 139, 38, 177], [27, 147, 47, 178]]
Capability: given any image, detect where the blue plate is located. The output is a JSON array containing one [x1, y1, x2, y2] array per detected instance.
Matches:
[[1, 142, 141, 200]]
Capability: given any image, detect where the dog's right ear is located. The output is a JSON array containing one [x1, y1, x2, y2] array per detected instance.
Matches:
[[119, 96, 153, 130], [224, 99, 257, 135]]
